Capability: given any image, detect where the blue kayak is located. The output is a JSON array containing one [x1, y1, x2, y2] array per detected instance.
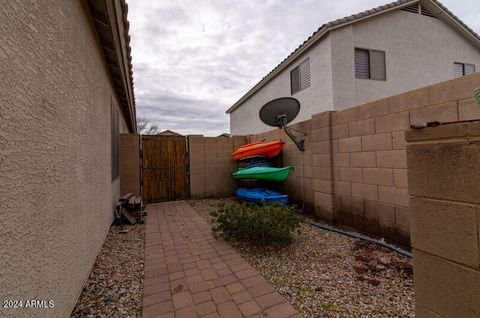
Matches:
[[246, 160, 269, 168], [236, 188, 289, 205]]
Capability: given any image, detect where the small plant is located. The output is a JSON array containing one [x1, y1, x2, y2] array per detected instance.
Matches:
[[210, 202, 301, 246]]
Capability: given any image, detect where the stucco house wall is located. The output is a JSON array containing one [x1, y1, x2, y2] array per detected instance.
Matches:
[[0, 1, 133, 317], [230, 35, 333, 135], [229, 2, 480, 135], [332, 9, 480, 109]]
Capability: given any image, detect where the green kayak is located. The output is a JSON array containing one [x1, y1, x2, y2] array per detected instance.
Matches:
[[232, 166, 293, 181]]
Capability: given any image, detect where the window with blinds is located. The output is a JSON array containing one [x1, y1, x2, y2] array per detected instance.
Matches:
[[291, 58, 311, 94], [111, 103, 120, 180], [355, 48, 386, 81], [454, 62, 476, 77]]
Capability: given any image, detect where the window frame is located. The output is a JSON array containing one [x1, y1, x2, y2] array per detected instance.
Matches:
[[354, 47, 386, 81], [454, 62, 475, 77], [290, 58, 311, 95]]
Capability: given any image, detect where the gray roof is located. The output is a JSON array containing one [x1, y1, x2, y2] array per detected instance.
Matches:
[[226, 0, 480, 114]]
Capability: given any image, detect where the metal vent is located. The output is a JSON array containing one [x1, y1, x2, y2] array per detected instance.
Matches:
[[401, 3, 419, 13], [420, 5, 437, 18]]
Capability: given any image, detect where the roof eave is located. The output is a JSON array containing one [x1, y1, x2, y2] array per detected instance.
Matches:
[[86, 0, 137, 132]]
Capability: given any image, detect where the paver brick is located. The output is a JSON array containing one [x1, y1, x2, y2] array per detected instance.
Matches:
[[214, 274, 238, 287], [143, 300, 174, 318], [255, 292, 286, 309], [192, 291, 211, 304], [265, 302, 297, 318], [143, 290, 172, 307], [239, 300, 261, 316], [196, 300, 217, 316], [235, 268, 257, 280], [189, 280, 215, 293], [175, 306, 198, 318], [210, 286, 232, 304], [231, 290, 252, 305], [226, 282, 245, 295], [247, 283, 276, 298], [217, 301, 243, 318], [186, 274, 203, 285], [201, 268, 219, 280], [172, 291, 194, 309]]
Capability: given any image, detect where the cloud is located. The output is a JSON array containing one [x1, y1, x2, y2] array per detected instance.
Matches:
[[128, 0, 480, 136]]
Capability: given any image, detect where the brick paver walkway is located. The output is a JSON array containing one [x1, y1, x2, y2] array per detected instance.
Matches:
[[143, 201, 301, 318]]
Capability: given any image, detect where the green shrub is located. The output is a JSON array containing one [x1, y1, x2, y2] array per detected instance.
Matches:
[[210, 202, 301, 246]]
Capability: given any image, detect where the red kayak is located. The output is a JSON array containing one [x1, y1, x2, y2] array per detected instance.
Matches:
[[232, 140, 285, 161]]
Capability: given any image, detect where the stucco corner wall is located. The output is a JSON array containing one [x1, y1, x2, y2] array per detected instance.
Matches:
[[0, 1, 129, 317], [406, 120, 480, 318]]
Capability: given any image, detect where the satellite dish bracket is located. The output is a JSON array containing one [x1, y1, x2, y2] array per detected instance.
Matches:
[[277, 114, 305, 151]]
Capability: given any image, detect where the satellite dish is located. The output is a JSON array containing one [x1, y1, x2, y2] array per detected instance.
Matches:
[[259, 97, 300, 127], [259, 97, 305, 151]]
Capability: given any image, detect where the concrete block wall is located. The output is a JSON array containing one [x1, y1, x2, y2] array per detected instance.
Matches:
[[328, 71, 480, 245], [188, 72, 480, 246], [188, 135, 247, 198], [406, 120, 480, 318]]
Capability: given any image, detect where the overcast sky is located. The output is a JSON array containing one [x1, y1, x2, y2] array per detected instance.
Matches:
[[129, 0, 480, 136]]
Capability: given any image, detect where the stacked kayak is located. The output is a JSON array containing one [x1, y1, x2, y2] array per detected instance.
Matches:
[[231, 140, 290, 205], [232, 166, 292, 182], [232, 141, 285, 161], [236, 188, 288, 205]]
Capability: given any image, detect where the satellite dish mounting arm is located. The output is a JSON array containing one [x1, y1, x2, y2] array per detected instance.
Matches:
[[277, 114, 305, 151]]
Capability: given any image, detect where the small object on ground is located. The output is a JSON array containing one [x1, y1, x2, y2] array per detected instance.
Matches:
[[121, 209, 136, 225], [113, 205, 129, 234], [232, 140, 285, 160], [236, 187, 289, 205], [232, 165, 293, 181]]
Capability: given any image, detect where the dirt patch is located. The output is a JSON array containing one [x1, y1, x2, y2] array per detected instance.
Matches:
[[189, 198, 414, 318], [71, 223, 145, 318]]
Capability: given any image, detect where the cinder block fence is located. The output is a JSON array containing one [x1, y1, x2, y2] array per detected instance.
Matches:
[[189, 72, 480, 246], [406, 121, 480, 317]]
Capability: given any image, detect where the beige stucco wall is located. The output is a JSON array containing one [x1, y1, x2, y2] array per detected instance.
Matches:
[[229, 7, 480, 135], [0, 1, 129, 317], [230, 35, 333, 135]]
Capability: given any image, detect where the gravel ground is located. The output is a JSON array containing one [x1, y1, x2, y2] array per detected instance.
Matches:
[[189, 198, 414, 318], [71, 223, 145, 318]]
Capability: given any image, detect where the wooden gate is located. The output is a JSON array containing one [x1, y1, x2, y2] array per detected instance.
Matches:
[[141, 135, 189, 203]]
